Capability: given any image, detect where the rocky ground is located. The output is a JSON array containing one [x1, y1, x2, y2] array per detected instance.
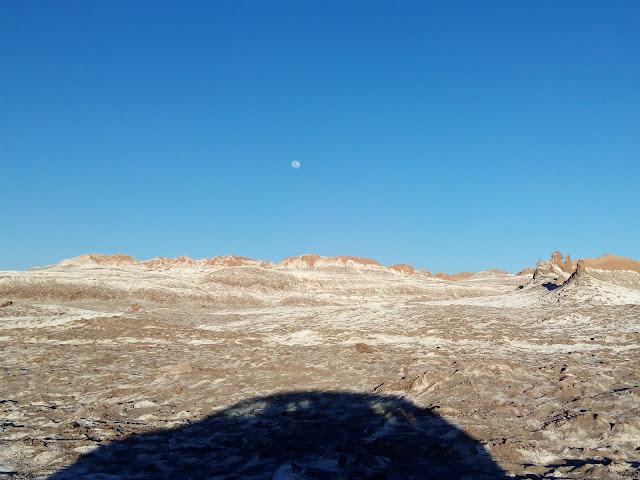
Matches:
[[0, 253, 639, 479]]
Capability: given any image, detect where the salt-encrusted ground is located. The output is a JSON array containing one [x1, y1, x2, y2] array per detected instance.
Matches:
[[1, 254, 639, 479]]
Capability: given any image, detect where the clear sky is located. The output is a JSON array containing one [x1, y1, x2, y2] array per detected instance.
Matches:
[[1, 1, 639, 273]]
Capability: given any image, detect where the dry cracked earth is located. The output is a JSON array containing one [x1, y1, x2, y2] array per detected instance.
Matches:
[[0, 254, 639, 479]]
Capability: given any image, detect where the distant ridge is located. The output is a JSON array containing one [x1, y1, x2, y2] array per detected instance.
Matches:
[[581, 254, 640, 273], [48, 253, 492, 280], [57, 253, 140, 267], [46, 251, 640, 281]]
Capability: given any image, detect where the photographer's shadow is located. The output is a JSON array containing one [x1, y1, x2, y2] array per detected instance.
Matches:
[[49, 391, 507, 479]]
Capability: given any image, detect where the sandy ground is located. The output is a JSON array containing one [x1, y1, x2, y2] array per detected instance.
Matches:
[[0, 258, 639, 479]]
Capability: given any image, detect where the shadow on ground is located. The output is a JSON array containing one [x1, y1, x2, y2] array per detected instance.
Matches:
[[48, 391, 508, 479]]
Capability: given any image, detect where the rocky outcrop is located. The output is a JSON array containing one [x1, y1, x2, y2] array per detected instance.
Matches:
[[531, 251, 640, 292], [532, 251, 576, 289]]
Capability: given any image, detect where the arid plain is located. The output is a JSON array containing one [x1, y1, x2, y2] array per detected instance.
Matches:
[[1, 252, 639, 479]]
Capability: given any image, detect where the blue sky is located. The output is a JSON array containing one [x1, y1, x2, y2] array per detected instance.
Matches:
[[1, 1, 639, 272]]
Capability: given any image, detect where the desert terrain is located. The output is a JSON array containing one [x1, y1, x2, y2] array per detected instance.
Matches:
[[0, 251, 639, 479]]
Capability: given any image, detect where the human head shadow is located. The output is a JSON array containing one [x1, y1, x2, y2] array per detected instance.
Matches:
[[48, 391, 508, 479]]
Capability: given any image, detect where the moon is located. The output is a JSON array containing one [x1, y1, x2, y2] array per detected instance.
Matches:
[[291, 161, 300, 169]]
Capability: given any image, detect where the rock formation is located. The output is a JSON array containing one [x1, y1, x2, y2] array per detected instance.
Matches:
[[532, 251, 640, 291]]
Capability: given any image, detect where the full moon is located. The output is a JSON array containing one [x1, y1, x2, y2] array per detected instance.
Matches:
[[291, 161, 300, 169]]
